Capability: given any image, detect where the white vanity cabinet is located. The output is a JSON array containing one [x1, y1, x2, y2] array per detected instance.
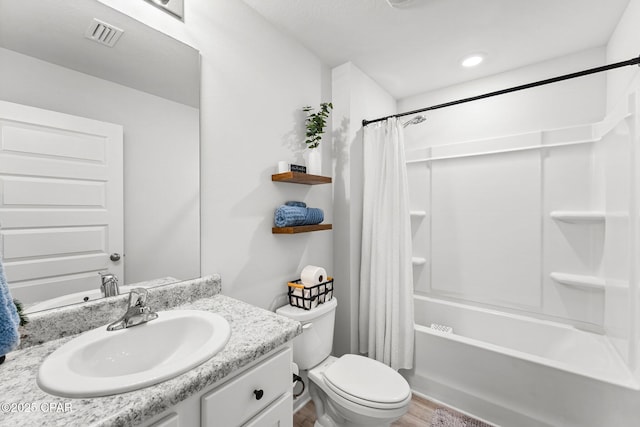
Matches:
[[144, 345, 293, 427]]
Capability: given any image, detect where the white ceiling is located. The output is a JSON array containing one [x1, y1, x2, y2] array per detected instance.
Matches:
[[0, 0, 200, 107], [242, 0, 631, 99]]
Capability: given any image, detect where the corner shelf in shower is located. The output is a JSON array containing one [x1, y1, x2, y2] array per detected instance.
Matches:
[[550, 211, 605, 223], [550, 272, 605, 291], [271, 171, 332, 185], [412, 257, 427, 266], [410, 210, 427, 218]]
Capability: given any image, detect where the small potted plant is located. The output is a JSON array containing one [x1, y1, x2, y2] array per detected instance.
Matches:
[[303, 102, 333, 175]]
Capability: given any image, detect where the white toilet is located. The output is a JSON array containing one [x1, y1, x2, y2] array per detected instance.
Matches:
[[276, 298, 411, 427]]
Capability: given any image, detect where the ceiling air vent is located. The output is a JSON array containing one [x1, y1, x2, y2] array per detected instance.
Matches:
[[84, 18, 124, 48]]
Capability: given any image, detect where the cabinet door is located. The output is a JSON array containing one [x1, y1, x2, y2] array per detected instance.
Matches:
[[201, 348, 291, 426], [243, 393, 292, 427]]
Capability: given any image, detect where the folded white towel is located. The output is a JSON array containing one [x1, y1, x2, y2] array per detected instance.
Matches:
[[292, 287, 319, 309]]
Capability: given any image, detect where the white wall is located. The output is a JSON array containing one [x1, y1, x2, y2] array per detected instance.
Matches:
[[399, 48, 608, 328], [331, 62, 396, 355], [97, 0, 333, 310], [399, 47, 606, 149], [0, 46, 200, 285], [606, 0, 640, 111]]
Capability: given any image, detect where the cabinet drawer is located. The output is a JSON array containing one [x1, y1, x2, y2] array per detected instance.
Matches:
[[201, 347, 292, 426], [243, 392, 292, 427]]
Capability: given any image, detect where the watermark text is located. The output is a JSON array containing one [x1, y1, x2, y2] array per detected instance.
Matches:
[[1, 402, 72, 413]]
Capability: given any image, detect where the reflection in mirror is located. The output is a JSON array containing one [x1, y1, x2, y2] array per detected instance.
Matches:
[[0, 0, 201, 313]]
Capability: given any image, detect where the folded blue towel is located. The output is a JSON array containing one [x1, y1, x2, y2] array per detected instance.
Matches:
[[285, 201, 306, 208], [0, 257, 20, 355], [274, 205, 324, 227], [275, 205, 307, 227], [305, 208, 324, 224]]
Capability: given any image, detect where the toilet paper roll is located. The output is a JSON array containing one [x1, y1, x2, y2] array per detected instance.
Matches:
[[300, 265, 327, 287], [291, 362, 299, 376]]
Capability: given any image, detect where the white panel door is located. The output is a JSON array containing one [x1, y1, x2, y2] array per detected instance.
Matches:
[[0, 100, 123, 305]]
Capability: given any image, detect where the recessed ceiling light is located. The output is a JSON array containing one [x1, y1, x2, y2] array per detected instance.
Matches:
[[461, 54, 485, 68]]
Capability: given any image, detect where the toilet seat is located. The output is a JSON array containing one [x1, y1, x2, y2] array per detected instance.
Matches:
[[321, 354, 411, 410]]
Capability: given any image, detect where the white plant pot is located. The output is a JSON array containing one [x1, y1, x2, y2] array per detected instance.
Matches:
[[304, 148, 322, 175]]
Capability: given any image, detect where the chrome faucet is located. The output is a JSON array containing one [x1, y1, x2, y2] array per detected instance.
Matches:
[[107, 288, 158, 331], [99, 272, 120, 297]]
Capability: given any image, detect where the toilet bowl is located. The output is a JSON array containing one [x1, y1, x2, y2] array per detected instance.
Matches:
[[276, 298, 411, 427], [308, 355, 412, 427]]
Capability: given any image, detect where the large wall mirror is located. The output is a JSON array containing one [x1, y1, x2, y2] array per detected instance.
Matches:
[[0, 0, 201, 313]]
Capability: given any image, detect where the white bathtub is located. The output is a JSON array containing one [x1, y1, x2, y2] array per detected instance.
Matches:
[[403, 295, 640, 426]]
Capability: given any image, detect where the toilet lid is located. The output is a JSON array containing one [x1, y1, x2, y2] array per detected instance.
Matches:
[[322, 354, 410, 408]]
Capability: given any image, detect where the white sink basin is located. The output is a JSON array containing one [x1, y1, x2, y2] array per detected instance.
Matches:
[[37, 310, 231, 397]]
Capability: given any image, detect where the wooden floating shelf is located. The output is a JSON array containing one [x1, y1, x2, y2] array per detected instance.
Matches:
[[272, 171, 332, 185], [272, 224, 333, 234], [550, 211, 605, 223], [550, 272, 605, 291]]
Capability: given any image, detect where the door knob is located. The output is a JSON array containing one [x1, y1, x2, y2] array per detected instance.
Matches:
[[110, 253, 121, 262]]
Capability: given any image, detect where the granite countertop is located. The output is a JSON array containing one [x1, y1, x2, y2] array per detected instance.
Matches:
[[0, 295, 301, 427]]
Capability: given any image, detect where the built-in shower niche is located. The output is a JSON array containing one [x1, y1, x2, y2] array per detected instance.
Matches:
[[407, 155, 430, 292], [544, 140, 606, 328], [547, 211, 605, 293]]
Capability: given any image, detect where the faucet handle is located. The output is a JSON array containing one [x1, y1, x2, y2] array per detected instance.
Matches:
[[106, 287, 156, 331], [128, 287, 149, 308], [99, 271, 116, 280]]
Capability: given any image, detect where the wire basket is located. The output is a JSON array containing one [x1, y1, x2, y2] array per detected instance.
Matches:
[[287, 277, 333, 310]]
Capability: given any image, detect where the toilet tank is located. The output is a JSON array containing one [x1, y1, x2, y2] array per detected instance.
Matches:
[[276, 297, 337, 370]]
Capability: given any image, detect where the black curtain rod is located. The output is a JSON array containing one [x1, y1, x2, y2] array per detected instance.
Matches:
[[362, 54, 640, 127]]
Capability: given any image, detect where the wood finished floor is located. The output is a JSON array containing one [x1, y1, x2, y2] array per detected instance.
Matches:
[[293, 393, 440, 427]]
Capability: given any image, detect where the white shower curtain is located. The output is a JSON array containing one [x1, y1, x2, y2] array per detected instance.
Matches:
[[359, 117, 414, 370]]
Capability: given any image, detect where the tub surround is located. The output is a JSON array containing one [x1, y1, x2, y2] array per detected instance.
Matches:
[[18, 275, 222, 349], [0, 277, 301, 426]]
